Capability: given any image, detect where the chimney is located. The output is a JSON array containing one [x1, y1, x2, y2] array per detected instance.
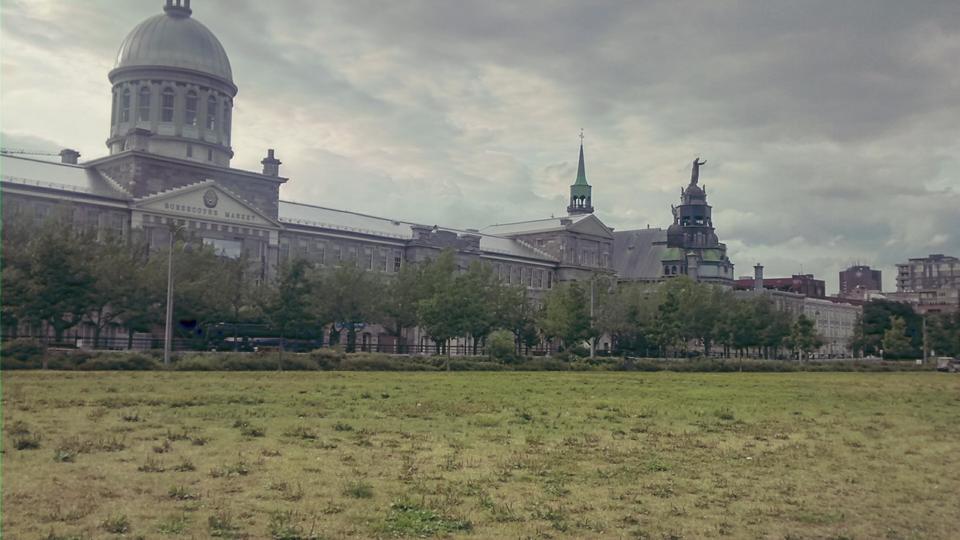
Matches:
[[59, 148, 81, 165], [261, 149, 281, 177], [754, 263, 764, 291]]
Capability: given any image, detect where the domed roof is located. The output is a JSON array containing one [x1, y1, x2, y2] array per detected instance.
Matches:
[[113, 5, 232, 85]]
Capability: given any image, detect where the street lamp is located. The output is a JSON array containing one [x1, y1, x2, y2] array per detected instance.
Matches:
[[163, 224, 186, 366]]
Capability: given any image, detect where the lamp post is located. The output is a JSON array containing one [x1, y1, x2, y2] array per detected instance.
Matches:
[[163, 224, 185, 366]]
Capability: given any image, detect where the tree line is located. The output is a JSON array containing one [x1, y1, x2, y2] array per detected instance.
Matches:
[[5, 217, 952, 358]]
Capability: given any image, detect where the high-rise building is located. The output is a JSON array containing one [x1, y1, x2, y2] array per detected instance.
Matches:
[[891, 254, 960, 313], [839, 265, 882, 297]]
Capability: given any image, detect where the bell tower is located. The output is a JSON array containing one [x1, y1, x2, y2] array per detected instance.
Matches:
[[567, 131, 594, 215]]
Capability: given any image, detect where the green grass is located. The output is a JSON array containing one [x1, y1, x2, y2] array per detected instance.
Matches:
[[4, 371, 960, 538]]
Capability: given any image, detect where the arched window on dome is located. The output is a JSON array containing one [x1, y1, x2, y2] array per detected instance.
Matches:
[[223, 101, 231, 139], [120, 88, 131, 123], [161, 88, 175, 122], [138, 86, 151, 122], [185, 90, 198, 126], [111, 91, 117, 125], [206, 95, 217, 130]]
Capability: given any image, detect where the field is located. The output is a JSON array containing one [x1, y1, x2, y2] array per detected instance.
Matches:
[[3, 372, 959, 539]]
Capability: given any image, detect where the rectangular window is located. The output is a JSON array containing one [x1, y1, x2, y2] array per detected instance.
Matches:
[[536, 269, 543, 289], [365, 250, 373, 270], [202, 238, 243, 259], [138, 87, 151, 121], [394, 252, 402, 273], [547, 272, 553, 289], [186, 144, 193, 158], [161, 89, 175, 122]]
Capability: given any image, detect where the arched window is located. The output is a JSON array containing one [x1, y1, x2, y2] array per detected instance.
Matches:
[[120, 88, 131, 122], [184, 90, 198, 126], [138, 86, 151, 122], [161, 88, 175, 122], [223, 101, 231, 136], [206, 95, 217, 130], [111, 91, 117, 125]]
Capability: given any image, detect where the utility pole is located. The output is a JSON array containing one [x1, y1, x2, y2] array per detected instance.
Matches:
[[163, 224, 184, 367], [589, 275, 596, 358]]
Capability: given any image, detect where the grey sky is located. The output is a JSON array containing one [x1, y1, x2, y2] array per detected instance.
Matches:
[[3, 0, 958, 293]]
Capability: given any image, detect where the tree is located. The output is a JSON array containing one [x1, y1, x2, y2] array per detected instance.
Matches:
[[927, 312, 960, 357], [416, 250, 461, 354], [497, 285, 540, 355], [454, 262, 501, 354], [381, 261, 426, 351], [863, 299, 921, 357], [787, 314, 823, 360], [882, 315, 913, 358], [258, 259, 315, 362], [539, 282, 593, 353], [320, 263, 384, 352]]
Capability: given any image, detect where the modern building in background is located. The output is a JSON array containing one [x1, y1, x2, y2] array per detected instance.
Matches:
[[839, 265, 883, 298], [735, 265, 861, 357], [891, 254, 960, 314], [733, 273, 826, 298], [0, 0, 736, 349]]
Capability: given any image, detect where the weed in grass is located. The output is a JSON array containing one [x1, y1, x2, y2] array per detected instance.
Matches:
[[14, 433, 42, 450], [382, 499, 472, 537], [168, 485, 199, 501], [173, 458, 196, 472], [343, 479, 374, 499], [208, 510, 239, 538], [284, 425, 318, 440], [267, 510, 322, 540], [101, 513, 130, 534], [191, 436, 209, 446], [153, 439, 174, 453], [715, 407, 736, 421], [156, 514, 189, 535], [210, 456, 251, 478], [53, 437, 90, 463], [240, 425, 266, 437], [7, 420, 31, 436], [138, 455, 166, 473], [42, 532, 89, 540], [333, 421, 353, 432], [120, 410, 141, 422]]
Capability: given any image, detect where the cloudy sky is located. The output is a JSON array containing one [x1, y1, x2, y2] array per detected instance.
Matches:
[[3, 0, 958, 293]]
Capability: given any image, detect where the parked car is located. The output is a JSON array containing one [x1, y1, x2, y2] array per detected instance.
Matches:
[[935, 357, 960, 373]]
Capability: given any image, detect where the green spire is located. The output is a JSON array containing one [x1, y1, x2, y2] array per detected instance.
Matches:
[[574, 142, 588, 185]]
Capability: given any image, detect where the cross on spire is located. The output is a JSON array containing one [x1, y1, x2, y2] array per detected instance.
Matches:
[[579, 128, 584, 144]]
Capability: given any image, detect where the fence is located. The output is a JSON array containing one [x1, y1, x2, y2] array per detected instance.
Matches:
[[1, 334, 552, 357]]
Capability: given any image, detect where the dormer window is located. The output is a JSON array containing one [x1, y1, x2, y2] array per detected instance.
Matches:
[[206, 95, 217, 130], [138, 86, 151, 121], [161, 88, 175, 122], [184, 90, 198, 126]]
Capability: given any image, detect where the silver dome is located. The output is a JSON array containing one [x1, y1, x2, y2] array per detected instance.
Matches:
[[113, 10, 232, 84]]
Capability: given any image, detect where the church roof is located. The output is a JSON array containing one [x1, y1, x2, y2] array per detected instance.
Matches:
[[612, 228, 668, 280], [112, 2, 233, 85], [573, 143, 588, 186], [0, 154, 128, 200]]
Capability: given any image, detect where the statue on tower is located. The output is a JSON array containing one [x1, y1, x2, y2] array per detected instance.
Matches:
[[690, 157, 706, 185]]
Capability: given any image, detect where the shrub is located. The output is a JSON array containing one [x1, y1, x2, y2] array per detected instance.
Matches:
[[1, 338, 46, 363], [342, 480, 374, 499], [14, 434, 42, 450], [76, 352, 159, 371], [310, 348, 345, 370], [487, 330, 516, 362], [101, 513, 130, 534]]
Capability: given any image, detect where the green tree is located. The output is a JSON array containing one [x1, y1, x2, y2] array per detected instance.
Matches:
[[927, 313, 960, 357], [788, 314, 823, 360], [539, 282, 593, 353], [497, 285, 540, 355], [416, 250, 460, 354], [258, 259, 316, 362], [320, 264, 384, 352], [882, 315, 913, 358], [381, 261, 426, 351]]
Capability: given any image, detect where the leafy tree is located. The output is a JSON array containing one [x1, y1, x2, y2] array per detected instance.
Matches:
[[381, 261, 426, 351], [863, 299, 921, 356], [787, 314, 823, 360], [487, 329, 516, 362], [454, 262, 501, 354], [416, 250, 460, 354], [258, 258, 316, 361], [320, 263, 384, 352], [882, 315, 913, 358], [539, 282, 593, 352], [496, 285, 540, 354], [926, 313, 960, 357]]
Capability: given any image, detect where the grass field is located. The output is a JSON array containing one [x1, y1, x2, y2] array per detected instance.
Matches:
[[3, 371, 959, 539]]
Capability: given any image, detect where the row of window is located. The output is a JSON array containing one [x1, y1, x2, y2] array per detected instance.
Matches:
[[493, 263, 553, 289], [281, 239, 403, 273], [112, 85, 231, 134]]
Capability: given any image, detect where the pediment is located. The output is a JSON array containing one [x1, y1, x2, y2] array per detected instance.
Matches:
[[134, 180, 279, 228], [568, 214, 614, 239]]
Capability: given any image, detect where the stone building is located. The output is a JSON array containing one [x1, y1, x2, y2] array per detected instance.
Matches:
[[839, 265, 882, 299]]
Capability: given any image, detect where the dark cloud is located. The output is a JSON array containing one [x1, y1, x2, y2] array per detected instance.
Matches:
[[2, 0, 958, 293]]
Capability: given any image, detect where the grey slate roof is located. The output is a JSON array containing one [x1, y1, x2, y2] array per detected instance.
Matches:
[[481, 214, 593, 236], [0, 154, 129, 200], [278, 201, 556, 263], [613, 228, 668, 280]]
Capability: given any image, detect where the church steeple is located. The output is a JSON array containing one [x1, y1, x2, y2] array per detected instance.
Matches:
[[568, 131, 593, 215]]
